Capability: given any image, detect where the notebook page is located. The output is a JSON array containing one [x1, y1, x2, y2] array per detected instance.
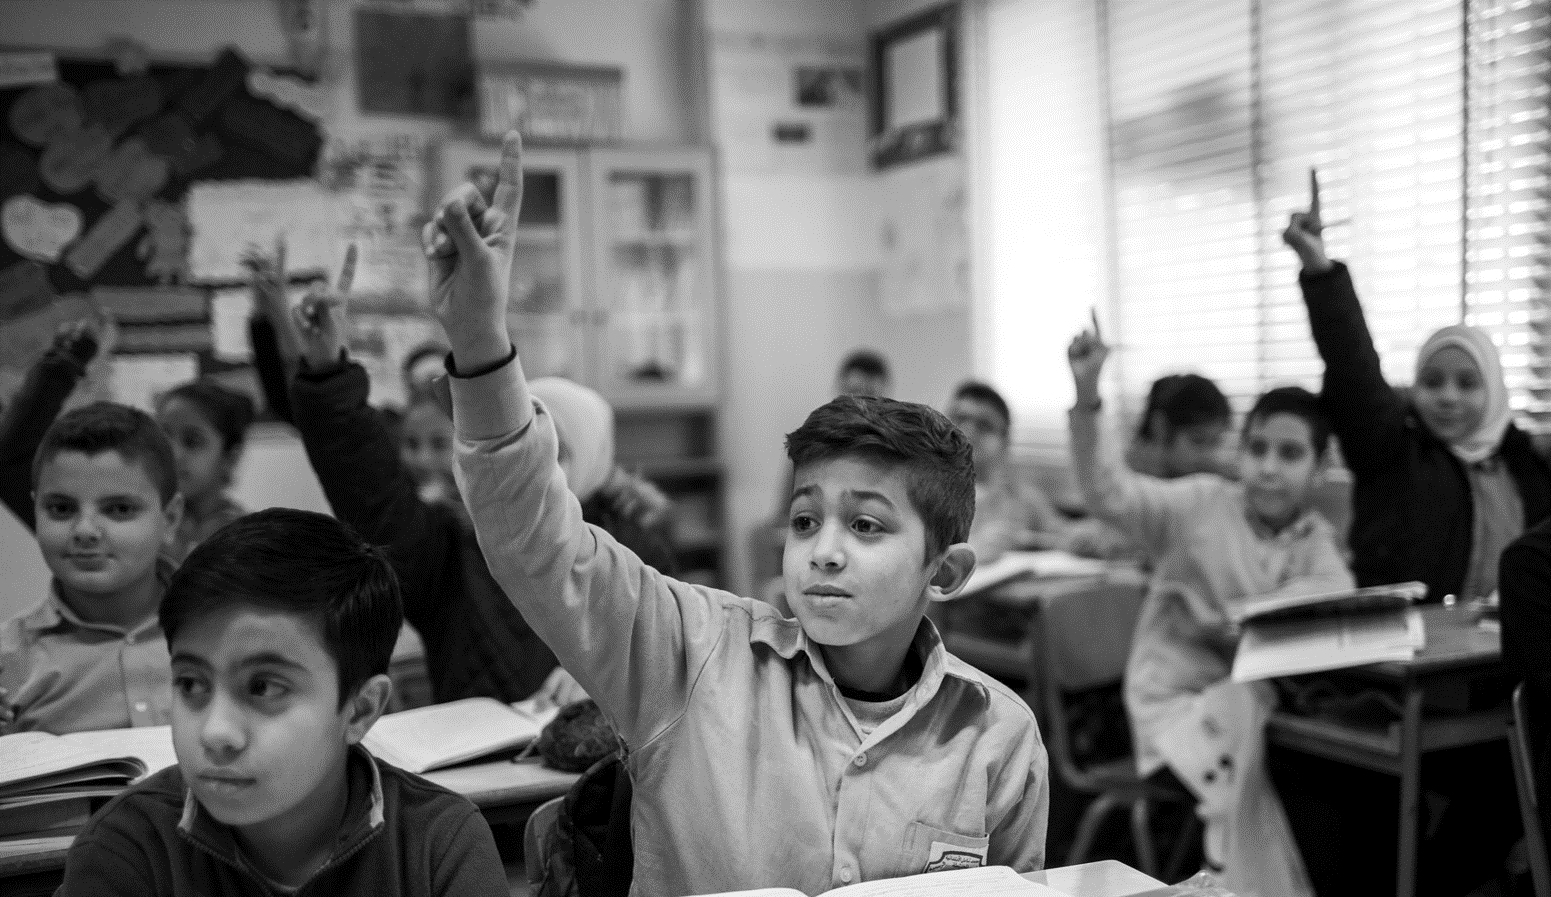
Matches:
[[826, 866, 1070, 897]]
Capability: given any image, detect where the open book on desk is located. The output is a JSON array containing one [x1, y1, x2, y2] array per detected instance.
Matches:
[[1231, 607, 1426, 683], [958, 551, 1111, 599], [363, 696, 560, 774], [1226, 581, 1427, 627], [698, 865, 1070, 896], [0, 725, 176, 836]]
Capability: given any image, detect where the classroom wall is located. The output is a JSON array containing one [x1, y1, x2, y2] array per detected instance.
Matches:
[[0, 0, 698, 620]]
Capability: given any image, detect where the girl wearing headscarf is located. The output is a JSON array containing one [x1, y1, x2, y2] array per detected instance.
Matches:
[[1283, 183, 1543, 896], [1285, 187, 1551, 603]]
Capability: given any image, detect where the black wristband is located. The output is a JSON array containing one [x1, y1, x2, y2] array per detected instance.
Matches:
[[1073, 398, 1103, 413], [447, 344, 516, 380]]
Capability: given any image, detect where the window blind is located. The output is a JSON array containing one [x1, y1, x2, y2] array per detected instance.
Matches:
[[1464, 0, 1551, 423]]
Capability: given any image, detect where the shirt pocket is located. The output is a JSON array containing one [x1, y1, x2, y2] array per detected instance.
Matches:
[[900, 821, 990, 874]]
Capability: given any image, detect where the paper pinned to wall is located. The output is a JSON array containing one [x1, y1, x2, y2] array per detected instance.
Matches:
[[877, 156, 969, 317], [322, 136, 431, 308], [209, 288, 255, 362], [109, 353, 198, 412], [186, 180, 341, 284]]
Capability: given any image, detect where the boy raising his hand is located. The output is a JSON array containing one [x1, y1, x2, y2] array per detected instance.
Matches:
[[429, 133, 1049, 895]]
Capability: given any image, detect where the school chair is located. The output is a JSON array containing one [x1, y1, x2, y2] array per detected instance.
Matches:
[[1509, 683, 1550, 897], [1036, 579, 1198, 880]]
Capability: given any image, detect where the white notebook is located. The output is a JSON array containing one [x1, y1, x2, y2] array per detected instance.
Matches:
[[363, 697, 560, 774], [695, 865, 1070, 897]]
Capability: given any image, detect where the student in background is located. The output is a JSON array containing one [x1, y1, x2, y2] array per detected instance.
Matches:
[[1126, 373, 1234, 480], [836, 347, 892, 398], [268, 261, 673, 705], [946, 379, 1074, 564], [54, 509, 508, 896], [1286, 172, 1551, 601], [1068, 322, 1351, 897], [155, 380, 254, 560], [0, 320, 101, 527], [0, 403, 183, 734], [427, 135, 1049, 894]]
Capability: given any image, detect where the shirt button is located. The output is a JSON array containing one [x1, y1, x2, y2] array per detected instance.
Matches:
[[840, 868, 853, 883], [853, 753, 867, 768], [125, 635, 135, 645]]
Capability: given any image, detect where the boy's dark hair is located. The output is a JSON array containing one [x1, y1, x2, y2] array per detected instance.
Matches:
[[33, 402, 178, 504], [837, 349, 889, 382], [159, 379, 256, 453], [160, 508, 403, 707], [951, 380, 1012, 434], [1136, 373, 1232, 440], [785, 395, 974, 558], [1244, 386, 1333, 457]]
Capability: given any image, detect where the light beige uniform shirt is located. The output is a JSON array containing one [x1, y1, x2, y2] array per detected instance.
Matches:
[[450, 359, 1049, 897]]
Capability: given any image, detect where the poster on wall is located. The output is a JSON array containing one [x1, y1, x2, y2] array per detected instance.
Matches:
[[320, 134, 432, 310], [707, 26, 868, 177], [877, 155, 968, 317]]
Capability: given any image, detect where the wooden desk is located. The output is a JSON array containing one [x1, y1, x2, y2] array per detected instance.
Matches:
[[1026, 859, 1168, 895], [1267, 604, 1508, 897], [0, 758, 578, 890]]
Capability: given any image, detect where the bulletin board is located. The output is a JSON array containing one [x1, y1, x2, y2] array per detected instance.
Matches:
[[0, 46, 324, 410]]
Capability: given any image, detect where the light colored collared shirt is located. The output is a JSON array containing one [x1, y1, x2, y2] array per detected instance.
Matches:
[[450, 360, 1049, 897], [0, 568, 173, 735], [969, 469, 1068, 565], [1069, 409, 1354, 775]]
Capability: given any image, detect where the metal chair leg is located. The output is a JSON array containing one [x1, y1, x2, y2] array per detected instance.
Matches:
[[1130, 798, 1158, 878], [1067, 791, 1124, 866]]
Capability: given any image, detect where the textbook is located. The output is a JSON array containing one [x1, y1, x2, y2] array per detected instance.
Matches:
[[1226, 581, 1427, 627], [362, 696, 560, 774], [957, 551, 1111, 599], [0, 725, 177, 836], [696, 865, 1071, 896], [1231, 608, 1426, 682]]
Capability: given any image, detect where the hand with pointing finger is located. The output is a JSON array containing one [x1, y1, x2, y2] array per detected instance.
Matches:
[[1068, 310, 1110, 409], [423, 131, 524, 372], [1282, 168, 1334, 274], [293, 244, 357, 371]]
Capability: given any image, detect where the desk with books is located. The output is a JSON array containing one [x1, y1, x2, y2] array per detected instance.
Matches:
[[1266, 603, 1508, 897]]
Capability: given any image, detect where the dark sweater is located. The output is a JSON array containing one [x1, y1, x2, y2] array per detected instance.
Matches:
[[1300, 262, 1551, 600], [1498, 520, 1551, 844], [0, 344, 90, 529], [288, 360, 676, 703], [55, 749, 507, 897]]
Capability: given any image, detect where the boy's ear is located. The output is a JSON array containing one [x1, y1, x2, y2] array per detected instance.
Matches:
[[925, 543, 977, 603], [161, 492, 185, 541], [342, 673, 394, 745]]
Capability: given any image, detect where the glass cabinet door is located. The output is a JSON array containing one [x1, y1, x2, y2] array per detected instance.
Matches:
[[437, 142, 586, 381], [584, 148, 718, 406]]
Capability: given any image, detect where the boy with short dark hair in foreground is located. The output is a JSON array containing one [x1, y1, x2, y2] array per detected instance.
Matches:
[[55, 508, 508, 896], [428, 134, 1048, 896]]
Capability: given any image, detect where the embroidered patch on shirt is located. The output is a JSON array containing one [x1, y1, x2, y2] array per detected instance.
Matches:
[[923, 840, 986, 873]]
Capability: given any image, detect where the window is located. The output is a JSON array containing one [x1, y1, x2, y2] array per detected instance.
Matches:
[[979, 0, 1551, 435]]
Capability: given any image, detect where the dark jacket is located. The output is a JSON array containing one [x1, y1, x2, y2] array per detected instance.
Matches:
[[1499, 521, 1551, 845], [55, 748, 507, 897], [288, 360, 676, 703], [0, 343, 90, 528], [1301, 262, 1551, 600]]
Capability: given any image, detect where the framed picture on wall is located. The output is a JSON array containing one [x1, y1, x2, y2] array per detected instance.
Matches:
[[868, 3, 959, 170]]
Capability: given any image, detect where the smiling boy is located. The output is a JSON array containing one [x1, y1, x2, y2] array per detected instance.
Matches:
[[427, 133, 1048, 895], [55, 508, 508, 896], [0, 402, 183, 735], [1067, 325, 1353, 897]]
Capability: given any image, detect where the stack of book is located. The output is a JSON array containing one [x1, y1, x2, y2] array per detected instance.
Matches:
[[0, 726, 176, 850], [1229, 581, 1429, 682]]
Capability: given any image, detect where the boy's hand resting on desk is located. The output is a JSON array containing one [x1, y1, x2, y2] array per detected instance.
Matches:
[[423, 131, 524, 370], [1067, 313, 1110, 409], [1282, 167, 1335, 275], [292, 244, 357, 371]]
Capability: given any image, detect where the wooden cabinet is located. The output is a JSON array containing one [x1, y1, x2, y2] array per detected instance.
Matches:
[[436, 141, 726, 584]]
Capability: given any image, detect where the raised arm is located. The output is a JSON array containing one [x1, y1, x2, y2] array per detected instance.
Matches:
[[282, 248, 459, 624], [0, 321, 99, 528], [1067, 318, 1205, 557], [243, 240, 301, 424], [1284, 169, 1407, 476], [433, 134, 721, 745]]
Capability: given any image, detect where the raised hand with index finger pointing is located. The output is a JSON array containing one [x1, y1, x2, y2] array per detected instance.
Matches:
[[1282, 167, 1334, 274], [423, 131, 524, 373], [1068, 313, 1110, 409], [293, 243, 356, 371]]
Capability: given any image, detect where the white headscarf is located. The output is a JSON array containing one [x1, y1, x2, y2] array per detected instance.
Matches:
[[1414, 324, 1511, 464], [530, 377, 615, 501]]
